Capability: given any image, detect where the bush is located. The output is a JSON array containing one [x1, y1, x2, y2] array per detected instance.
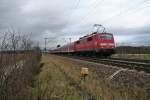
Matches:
[[0, 31, 41, 100]]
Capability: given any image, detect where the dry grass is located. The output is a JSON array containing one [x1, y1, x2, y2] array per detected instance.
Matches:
[[0, 31, 42, 100], [43, 54, 150, 100], [31, 55, 83, 100], [0, 51, 41, 100]]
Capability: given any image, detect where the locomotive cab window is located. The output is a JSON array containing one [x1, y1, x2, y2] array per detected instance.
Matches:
[[87, 37, 92, 41], [100, 34, 112, 40]]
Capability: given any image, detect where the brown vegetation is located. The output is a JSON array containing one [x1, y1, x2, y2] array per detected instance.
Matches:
[[0, 31, 41, 100], [30, 55, 83, 100], [1, 30, 149, 100], [42, 55, 150, 100]]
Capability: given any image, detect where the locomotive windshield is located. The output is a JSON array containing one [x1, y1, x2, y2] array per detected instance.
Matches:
[[100, 34, 113, 40]]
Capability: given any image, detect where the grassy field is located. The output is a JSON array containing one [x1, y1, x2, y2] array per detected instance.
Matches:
[[31, 55, 83, 100], [30, 54, 150, 100]]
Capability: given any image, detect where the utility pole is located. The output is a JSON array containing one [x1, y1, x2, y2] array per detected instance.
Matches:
[[44, 38, 48, 53], [69, 38, 71, 44]]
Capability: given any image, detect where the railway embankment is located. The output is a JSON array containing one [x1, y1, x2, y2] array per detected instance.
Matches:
[[59, 55, 150, 89], [32, 54, 150, 100]]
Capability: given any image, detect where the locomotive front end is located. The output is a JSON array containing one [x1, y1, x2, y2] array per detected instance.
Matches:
[[95, 33, 115, 57]]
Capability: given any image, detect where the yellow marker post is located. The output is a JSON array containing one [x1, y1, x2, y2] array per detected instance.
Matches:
[[81, 67, 89, 81]]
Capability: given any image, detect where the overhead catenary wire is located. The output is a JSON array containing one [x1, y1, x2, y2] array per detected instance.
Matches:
[[58, 0, 81, 36], [73, 0, 150, 40], [80, 0, 150, 26], [61, 0, 105, 37], [46, 0, 82, 47], [47, 0, 150, 49], [78, 0, 105, 25], [126, 3, 150, 14], [71, 0, 105, 35], [100, 0, 150, 24], [67, 0, 81, 20], [74, 0, 81, 9]]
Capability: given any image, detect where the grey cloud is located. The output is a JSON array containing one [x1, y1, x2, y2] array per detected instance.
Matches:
[[0, 0, 150, 48], [0, 0, 71, 33]]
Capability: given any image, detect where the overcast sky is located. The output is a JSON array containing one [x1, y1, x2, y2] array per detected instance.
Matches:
[[0, 0, 150, 48]]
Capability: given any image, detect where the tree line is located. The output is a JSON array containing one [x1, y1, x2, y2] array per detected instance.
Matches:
[[116, 46, 150, 54]]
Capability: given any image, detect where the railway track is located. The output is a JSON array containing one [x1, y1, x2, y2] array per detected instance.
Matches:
[[92, 58, 150, 73], [110, 58, 150, 63], [62, 55, 150, 73]]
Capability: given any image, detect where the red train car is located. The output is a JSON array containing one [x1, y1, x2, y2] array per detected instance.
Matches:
[[52, 32, 115, 57]]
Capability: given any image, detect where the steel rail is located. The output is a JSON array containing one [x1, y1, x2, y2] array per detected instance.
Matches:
[[110, 58, 150, 63], [62, 55, 150, 73], [95, 59, 150, 73]]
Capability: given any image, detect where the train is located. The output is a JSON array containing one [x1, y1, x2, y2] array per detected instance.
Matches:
[[51, 31, 116, 57]]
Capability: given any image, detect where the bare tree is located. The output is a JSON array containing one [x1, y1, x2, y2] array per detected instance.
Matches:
[[0, 29, 41, 100]]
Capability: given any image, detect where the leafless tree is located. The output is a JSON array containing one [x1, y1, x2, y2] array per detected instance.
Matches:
[[0, 29, 41, 100]]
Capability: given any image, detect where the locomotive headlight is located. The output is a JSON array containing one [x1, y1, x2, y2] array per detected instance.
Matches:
[[109, 43, 114, 46], [99, 43, 115, 46], [100, 43, 107, 46]]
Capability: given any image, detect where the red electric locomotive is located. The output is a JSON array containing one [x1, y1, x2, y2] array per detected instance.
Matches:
[[52, 25, 115, 57]]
